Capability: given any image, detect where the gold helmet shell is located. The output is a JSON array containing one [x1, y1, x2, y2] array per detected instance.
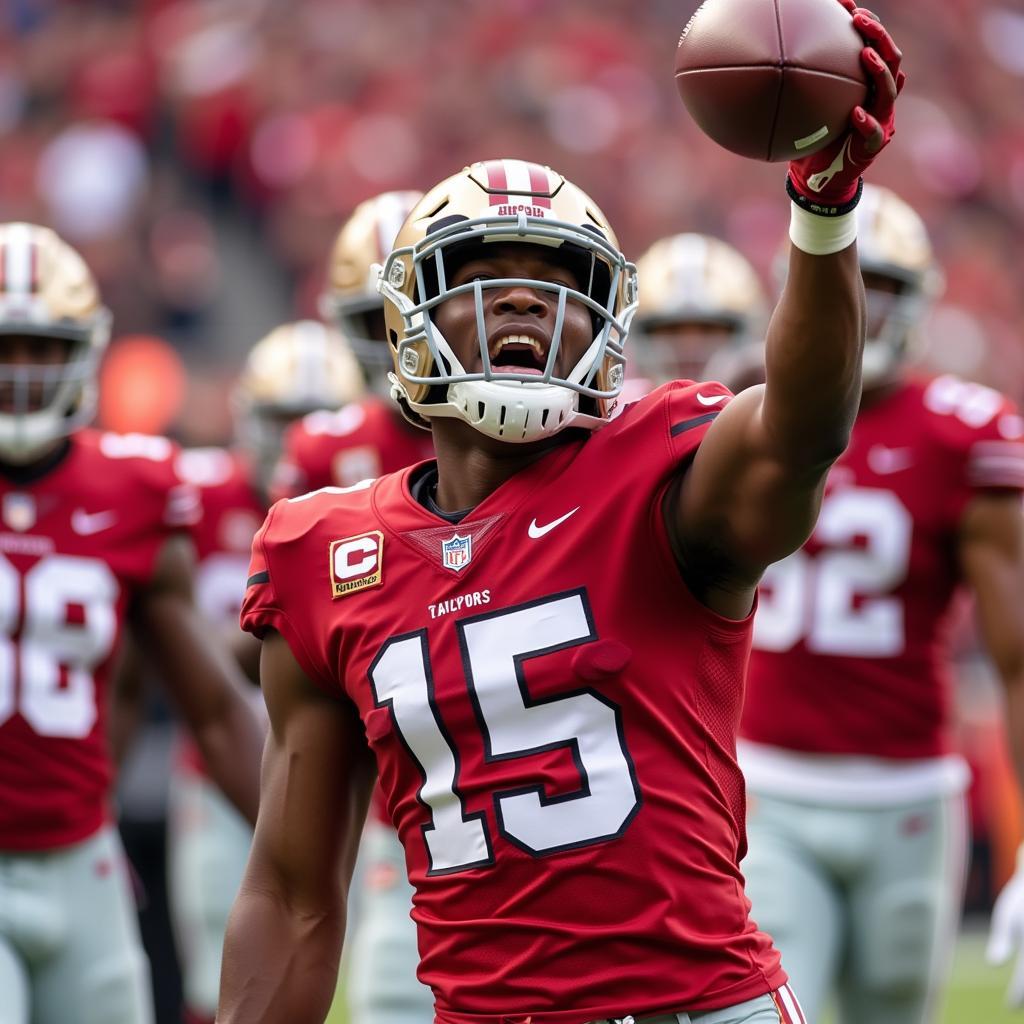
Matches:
[[322, 190, 423, 373], [0, 222, 111, 462], [633, 233, 767, 384], [377, 159, 637, 442], [855, 185, 944, 385], [233, 320, 366, 490]]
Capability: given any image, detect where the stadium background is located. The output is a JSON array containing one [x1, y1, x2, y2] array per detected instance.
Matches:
[[2, 0, 1023, 1020]]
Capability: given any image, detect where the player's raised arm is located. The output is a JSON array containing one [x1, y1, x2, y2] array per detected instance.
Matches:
[[217, 630, 375, 1023], [672, 8, 905, 612], [129, 534, 263, 823]]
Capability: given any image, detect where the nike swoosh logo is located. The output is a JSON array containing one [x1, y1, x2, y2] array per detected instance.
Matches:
[[528, 507, 580, 539], [696, 392, 728, 407], [71, 509, 119, 535], [808, 136, 855, 194]]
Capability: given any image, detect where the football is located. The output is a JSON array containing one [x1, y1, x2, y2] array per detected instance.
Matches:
[[675, 0, 869, 162]]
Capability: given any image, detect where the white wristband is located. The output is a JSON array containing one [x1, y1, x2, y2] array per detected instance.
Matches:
[[789, 201, 858, 256]]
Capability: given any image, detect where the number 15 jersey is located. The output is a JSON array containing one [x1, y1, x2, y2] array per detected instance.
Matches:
[[241, 383, 784, 1023]]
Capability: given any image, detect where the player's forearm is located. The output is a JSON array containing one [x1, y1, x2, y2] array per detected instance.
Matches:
[[193, 697, 263, 824], [218, 888, 344, 1023], [761, 240, 864, 467]]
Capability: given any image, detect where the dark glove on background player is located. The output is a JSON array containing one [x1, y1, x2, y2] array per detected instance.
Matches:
[[788, 1, 905, 215]]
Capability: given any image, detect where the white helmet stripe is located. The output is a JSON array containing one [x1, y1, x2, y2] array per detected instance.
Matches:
[[4, 223, 35, 298], [292, 320, 329, 402], [668, 233, 708, 306]]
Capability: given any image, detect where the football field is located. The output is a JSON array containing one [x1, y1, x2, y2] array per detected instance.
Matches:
[[325, 927, 1016, 1024], [940, 929, 1015, 1024]]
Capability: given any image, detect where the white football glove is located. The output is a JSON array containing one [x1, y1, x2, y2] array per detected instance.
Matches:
[[987, 846, 1024, 1007]]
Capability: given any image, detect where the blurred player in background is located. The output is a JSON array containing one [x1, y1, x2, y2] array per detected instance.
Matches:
[[169, 320, 364, 1024], [274, 190, 437, 1024], [0, 223, 262, 1024], [218, 7, 905, 1016], [737, 184, 1024, 1023], [274, 190, 433, 499], [630, 232, 767, 391]]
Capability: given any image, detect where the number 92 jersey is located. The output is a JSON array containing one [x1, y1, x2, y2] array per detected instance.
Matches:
[[0, 429, 200, 851], [743, 375, 1024, 760], [241, 382, 785, 1023]]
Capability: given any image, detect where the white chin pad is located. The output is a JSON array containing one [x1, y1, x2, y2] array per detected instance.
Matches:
[[448, 380, 577, 443]]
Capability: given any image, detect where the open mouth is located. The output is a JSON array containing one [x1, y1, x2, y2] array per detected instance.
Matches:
[[488, 334, 549, 376]]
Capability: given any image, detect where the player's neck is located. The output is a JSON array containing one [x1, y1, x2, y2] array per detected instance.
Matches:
[[430, 419, 572, 514]]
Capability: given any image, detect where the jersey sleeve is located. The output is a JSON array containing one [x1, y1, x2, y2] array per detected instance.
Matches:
[[239, 501, 339, 693], [923, 376, 1024, 521], [611, 379, 734, 471]]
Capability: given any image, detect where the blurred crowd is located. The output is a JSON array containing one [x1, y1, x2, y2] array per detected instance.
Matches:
[[0, 0, 1023, 442], [2, 4, 1022, 1019]]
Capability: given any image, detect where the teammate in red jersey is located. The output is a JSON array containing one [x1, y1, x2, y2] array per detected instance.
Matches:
[[0, 222, 263, 1024], [219, 11, 904, 1019], [168, 320, 364, 1024], [737, 185, 1024, 1023], [273, 191, 433, 501]]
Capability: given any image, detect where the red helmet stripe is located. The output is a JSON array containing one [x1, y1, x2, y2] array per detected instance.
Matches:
[[527, 164, 552, 208], [484, 160, 509, 207]]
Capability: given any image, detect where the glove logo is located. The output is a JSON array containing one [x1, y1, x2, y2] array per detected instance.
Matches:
[[808, 136, 855, 194]]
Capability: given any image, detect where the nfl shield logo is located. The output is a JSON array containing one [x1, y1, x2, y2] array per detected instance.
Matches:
[[441, 532, 472, 572], [2, 492, 36, 532]]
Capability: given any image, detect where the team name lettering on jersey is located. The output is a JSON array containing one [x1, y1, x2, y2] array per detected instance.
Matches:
[[428, 589, 491, 619]]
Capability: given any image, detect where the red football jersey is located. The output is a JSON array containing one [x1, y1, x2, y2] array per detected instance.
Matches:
[[174, 447, 265, 777], [272, 395, 434, 500], [0, 429, 200, 850], [242, 383, 784, 1022], [742, 376, 1024, 759]]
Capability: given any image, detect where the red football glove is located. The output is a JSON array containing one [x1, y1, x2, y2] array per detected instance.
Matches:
[[787, 1, 906, 215]]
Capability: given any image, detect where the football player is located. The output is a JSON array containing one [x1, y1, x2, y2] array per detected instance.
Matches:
[[168, 320, 364, 1024], [631, 232, 767, 389], [0, 222, 263, 1024], [219, 9, 904, 1021], [275, 191, 437, 1024], [272, 190, 434, 500], [738, 185, 1024, 1023]]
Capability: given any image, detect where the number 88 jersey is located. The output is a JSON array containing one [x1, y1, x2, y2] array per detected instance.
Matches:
[[0, 429, 200, 851], [742, 375, 1024, 761], [241, 382, 785, 1022]]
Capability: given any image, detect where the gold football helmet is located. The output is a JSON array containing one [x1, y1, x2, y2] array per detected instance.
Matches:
[[322, 190, 423, 376], [856, 184, 944, 386], [232, 320, 365, 491], [377, 159, 637, 443], [0, 222, 111, 463], [632, 233, 767, 384]]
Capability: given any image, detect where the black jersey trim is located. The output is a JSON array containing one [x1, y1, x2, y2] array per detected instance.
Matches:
[[246, 570, 270, 587], [670, 411, 720, 437]]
